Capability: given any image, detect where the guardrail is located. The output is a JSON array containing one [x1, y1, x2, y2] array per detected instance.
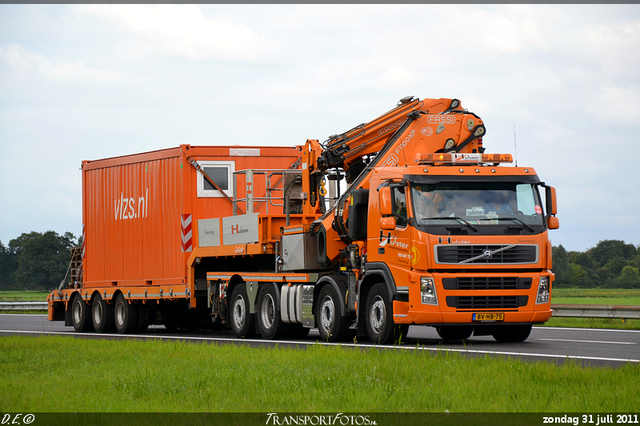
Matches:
[[0, 302, 48, 311], [1, 302, 640, 319], [551, 304, 640, 319]]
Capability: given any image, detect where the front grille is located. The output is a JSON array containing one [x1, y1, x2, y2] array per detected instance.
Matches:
[[442, 277, 532, 290], [436, 245, 538, 264], [446, 295, 528, 309]]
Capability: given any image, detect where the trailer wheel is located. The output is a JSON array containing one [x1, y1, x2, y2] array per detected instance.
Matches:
[[71, 294, 93, 332], [491, 324, 532, 343], [316, 285, 348, 342], [114, 293, 139, 334], [256, 283, 286, 340], [229, 284, 256, 338], [92, 295, 114, 333], [436, 326, 473, 341]]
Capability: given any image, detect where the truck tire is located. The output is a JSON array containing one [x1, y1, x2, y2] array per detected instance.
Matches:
[[365, 283, 396, 344], [229, 284, 256, 338], [436, 326, 473, 341], [491, 324, 532, 343], [71, 294, 93, 332], [316, 285, 348, 342], [256, 283, 287, 340], [114, 293, 138, 334], [92, 295, 114, 333]]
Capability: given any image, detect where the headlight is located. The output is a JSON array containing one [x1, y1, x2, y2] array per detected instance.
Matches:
[[420, 277, 438, 305], [536, 277, 550, 304]]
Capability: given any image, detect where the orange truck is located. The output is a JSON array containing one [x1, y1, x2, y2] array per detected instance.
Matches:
[[48, 96, 558, 343]]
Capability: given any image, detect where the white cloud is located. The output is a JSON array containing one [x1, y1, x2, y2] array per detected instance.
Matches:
[[0, 43, 49, 75], [74, 5, 266, 61], [381, 67, 419, 87], [578, 22, 640, 77], [48, 61, 129, 83], [435, 5, 559, 55], [587, 84, 640, 123], [0, 43, 129, 83]]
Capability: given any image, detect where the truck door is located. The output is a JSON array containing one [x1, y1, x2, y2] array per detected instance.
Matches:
[[378, 184, 413, 270]]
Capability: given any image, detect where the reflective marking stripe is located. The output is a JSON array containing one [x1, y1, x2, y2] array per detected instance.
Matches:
[[181, 214, 193, 252]]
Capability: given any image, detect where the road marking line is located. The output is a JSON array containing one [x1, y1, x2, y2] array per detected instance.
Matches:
[[535, 326, 640, 334], [537, 338, 636, 345]]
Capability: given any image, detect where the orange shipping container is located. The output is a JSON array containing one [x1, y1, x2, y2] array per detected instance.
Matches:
[[81, 144, 302, 289]]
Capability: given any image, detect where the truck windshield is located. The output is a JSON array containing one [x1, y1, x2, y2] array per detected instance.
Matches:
[[410, 182, 545, 232]]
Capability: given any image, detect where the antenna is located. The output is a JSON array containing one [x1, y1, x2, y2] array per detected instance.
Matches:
[[513, 125, 518, 167]]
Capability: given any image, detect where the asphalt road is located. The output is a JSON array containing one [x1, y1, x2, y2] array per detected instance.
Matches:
[[1, 314, 638, 368]]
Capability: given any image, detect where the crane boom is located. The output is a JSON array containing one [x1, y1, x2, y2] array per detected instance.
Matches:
[[303, 96, 488, 265]]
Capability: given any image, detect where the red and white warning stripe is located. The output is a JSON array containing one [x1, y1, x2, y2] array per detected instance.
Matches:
[[81, 224, 86, 258], [181, 214, 192, 252]]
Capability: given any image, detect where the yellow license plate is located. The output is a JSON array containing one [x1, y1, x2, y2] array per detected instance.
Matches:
[[473, 313, 504, 322]]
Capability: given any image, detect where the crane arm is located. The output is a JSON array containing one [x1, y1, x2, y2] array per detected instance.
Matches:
[[316, 97, 464, 182]]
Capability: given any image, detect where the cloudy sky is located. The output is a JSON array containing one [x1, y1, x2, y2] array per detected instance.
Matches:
[[1, 4, 639, 252]]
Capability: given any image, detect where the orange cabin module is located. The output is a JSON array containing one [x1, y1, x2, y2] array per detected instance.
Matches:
[[81, 144, 303, 289]]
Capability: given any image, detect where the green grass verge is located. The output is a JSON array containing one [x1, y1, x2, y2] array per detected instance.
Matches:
[[0, 290, 50, 301], [1, 336, 638, 413], [539, 317, 640, 330], [551, 288, 640, 305]]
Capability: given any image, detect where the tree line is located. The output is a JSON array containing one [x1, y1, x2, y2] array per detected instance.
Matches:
[[0, 231, 638, 291], [552, 240, 640, 288], [0, 231, 78, 291]]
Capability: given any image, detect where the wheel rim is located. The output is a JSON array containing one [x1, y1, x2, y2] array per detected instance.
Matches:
[[72, 299, 82, 325], [115, 300, 125, 327], [233, 296, 246, 329], [260, 293, 275, 330], [320, 297, 335, 332], [93, 302, 102, 325], [369, 295, 386, 335]]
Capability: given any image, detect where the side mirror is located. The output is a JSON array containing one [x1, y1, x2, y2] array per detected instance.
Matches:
[[544, 186, 558, 229], [380, 216, 396, 230], [545, 186, 558, 216], [379, 186, 393, 216]]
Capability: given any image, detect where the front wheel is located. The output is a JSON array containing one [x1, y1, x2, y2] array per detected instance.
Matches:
[[229, 284, 256, 338], [436, 325, 473, 341], [492, 324, 532, 343], [365, 283, 407, 345]]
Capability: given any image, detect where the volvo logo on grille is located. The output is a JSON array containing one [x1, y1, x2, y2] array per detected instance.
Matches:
[[483, 249, 493, 259]]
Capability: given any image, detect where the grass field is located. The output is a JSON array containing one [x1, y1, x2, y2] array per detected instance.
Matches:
[[1, 335, 638, 413], [0, 290, 51, 301], [541, 317, 639, 329], [552, 288, 640, 304], [551, 288, 640, 306]]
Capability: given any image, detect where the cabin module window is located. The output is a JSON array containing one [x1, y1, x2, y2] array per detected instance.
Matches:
[[197, 161, 235, 198]]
